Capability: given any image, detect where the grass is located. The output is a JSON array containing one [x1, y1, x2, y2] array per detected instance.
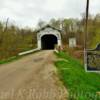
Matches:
[[0, 56, 20, 64], [54, 51, 100, 100], [0, 50, 40, 65]]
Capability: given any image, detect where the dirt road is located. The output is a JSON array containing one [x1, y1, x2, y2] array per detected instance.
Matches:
[[0, 50, 67, 100]]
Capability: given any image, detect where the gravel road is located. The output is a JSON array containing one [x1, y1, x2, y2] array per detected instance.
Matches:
[[0, 50, 67, 100]]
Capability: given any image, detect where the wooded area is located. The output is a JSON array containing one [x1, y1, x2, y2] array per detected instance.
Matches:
[[0, 22, 37, 60], [0, 13, 100, 60]]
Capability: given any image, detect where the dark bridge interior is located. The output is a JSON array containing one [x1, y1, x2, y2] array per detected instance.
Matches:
[[41, 35, 57, 50]]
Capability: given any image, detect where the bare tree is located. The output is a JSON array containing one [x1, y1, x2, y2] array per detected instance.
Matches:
[[3, 18, 9, 33]]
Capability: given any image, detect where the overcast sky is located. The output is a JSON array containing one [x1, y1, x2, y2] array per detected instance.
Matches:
[[0, 0, 100, 28]]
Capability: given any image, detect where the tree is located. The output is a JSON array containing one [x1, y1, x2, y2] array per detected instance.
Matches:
[[37, 19, 46, 28]]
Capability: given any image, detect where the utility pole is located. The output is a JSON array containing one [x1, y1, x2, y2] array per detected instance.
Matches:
[[85, 0, 89, 50], [84, 0, 89, 69]]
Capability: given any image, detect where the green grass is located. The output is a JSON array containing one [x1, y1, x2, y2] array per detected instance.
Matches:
[[54, 51, 100, 100], [0, 56, 20, 65], [0, 50, 40, 65]]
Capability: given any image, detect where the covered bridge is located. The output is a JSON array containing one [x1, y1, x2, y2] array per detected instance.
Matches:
[[36, 25, 62, 50]]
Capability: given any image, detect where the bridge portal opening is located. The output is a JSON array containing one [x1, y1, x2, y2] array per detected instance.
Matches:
[[41, 35, 58, 50]]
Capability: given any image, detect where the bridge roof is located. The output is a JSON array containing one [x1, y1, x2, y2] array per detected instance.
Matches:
[[35, 25, 62, 33]]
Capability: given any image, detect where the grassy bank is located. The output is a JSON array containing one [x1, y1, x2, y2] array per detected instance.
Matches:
[[0, 56, 21, 65], [55, 51, 100, 100], [0, 50, 40, 65]]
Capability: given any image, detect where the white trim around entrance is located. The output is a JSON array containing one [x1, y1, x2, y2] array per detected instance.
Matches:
[[37, 27, 62, 49]]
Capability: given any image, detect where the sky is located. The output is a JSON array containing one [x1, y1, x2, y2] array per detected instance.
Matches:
[[0, 0, 100, 28]]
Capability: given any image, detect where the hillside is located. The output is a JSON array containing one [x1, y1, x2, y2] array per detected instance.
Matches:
[[55, 51, 100, 100]]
